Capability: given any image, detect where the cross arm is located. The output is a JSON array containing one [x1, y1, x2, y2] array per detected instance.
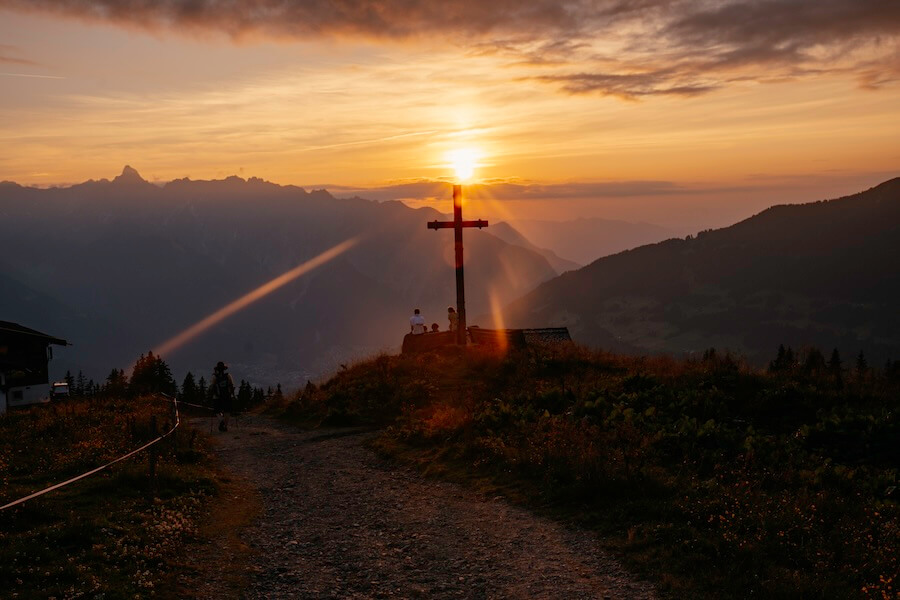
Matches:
[[427, 219, 489, 230]]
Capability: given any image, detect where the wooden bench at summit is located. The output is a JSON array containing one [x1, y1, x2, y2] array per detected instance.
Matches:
[[402, 327, 572, 354], [402, 331, 456, 354], [468, 327, 572, 348]]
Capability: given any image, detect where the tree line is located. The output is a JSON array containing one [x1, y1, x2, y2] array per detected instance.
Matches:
[[62, 350, 282, 412]]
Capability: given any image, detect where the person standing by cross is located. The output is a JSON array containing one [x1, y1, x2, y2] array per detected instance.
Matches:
[[448, 306, 458, 332]]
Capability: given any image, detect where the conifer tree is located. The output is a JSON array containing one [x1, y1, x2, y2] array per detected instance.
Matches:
[[197, 376, 208, 406], [128, 352, 177, 397], [886, 359, 900, 384], [828, 348, 842, 372], [828, 348, 843, 389], [105, 368, 128, 397], [237, 379, 253, 411], [770, 344, 794, 372], [75, 370, 86, 396], [252, 386, 265, 406], [856, 351, 868, 376], [181, 372, 198, 405], [784, 346, 795, 368], [803, 348, 826, 376]]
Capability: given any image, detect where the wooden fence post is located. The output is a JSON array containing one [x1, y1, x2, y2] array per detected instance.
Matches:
[[148, 415, 158, 498]]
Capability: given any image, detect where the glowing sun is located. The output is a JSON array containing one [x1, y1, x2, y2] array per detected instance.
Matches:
[[447, 148, 481, 183]]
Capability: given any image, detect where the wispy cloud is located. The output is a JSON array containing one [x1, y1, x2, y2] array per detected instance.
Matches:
[[0, 72, 64, 79], [0, 43, 40, 67], [1, 0, 897, 98], [331, 179, 700, 202], [0, 55, 38, 66], [295, 130, 437, 153]]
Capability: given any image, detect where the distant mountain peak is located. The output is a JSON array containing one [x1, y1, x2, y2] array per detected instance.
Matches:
[[113, 165, 146, 184]]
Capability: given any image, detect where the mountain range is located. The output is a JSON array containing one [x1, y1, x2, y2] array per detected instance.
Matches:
[[500, 178, 900, 364], [5, 168, 897, 384], [0, 167, 561, 385]]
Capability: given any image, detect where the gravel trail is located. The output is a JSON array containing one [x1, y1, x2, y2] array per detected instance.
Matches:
[[202, 415, 657, 599]]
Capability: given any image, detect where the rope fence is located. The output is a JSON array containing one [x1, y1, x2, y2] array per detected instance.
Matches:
[[0, 393, 181, 512]]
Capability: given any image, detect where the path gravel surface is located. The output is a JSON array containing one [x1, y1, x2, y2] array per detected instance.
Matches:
[[200, 415, 657, 599]]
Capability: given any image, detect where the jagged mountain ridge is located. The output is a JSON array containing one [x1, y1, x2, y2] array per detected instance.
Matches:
[[500, 178, 900, 364], [0, 167, 559, 384]]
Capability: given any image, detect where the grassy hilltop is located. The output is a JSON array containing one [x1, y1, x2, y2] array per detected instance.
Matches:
[[275, 344, 898, 599]]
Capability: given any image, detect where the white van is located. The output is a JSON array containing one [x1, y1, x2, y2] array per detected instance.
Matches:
[[7, 383, 52, 409]]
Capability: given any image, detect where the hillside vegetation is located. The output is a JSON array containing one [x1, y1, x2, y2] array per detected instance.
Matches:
[[276, 345, 898, 599], [0, 397, 221, 598]]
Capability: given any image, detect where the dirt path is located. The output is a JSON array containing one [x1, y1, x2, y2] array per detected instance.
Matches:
[[197, 415, 657, 599]]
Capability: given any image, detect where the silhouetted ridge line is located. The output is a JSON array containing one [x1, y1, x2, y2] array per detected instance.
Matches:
[[499, 176, 900, 365]]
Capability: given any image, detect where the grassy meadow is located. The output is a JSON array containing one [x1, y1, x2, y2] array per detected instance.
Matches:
[[274, 344, 898, 599], [0, 397, 222, 599]]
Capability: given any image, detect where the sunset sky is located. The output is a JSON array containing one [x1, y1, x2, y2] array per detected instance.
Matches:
[[1, 0, 898, 228]]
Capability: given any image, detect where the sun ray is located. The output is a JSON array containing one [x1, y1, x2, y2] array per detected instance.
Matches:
[[153, 237, 360, 358]]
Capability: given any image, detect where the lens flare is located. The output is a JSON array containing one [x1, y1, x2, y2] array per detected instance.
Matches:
[[488, 287, 509, 353], [154, 237, 360, 358]]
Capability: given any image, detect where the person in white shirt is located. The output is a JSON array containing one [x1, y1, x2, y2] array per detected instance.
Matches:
[[410, 308, 426, 335]]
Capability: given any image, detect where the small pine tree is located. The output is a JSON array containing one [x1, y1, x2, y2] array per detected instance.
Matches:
[[105, 368, 128, 397], [769, 344, 795, 372], [803, 348, 826, 376], [181, 372, 198, 405], [75, 370, 86, 396], [237, 380, 253, 411], [856, 351, 868, 376], [252, 386, 265, 406], [828, 348, 842, 372], [154, 357, 178, 396], [828, 349, 843, 390], [885, 359, 900, 384], [197, 376, 208, 406]]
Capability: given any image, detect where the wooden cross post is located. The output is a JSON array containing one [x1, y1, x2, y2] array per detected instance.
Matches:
[[427, 184, 488, 345]]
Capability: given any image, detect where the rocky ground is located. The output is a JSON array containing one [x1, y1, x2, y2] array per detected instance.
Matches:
[[192, 415, 657, 599]]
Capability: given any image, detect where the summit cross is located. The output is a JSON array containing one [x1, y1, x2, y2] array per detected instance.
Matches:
[[427, 184, 488, 345]]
